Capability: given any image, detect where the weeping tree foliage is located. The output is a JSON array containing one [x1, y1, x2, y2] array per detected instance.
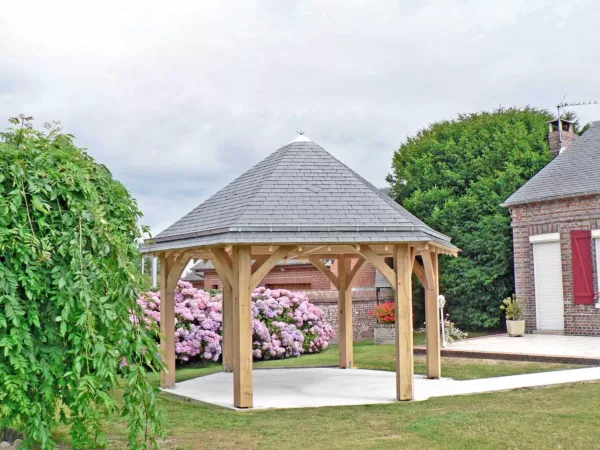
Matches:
[[387, 107, 553, 329], [0, 117, 164, 448]]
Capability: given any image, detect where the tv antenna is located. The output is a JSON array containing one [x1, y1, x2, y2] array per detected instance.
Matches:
[[555, 99, 598, 150]]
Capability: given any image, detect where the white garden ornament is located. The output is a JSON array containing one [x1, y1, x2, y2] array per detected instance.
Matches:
[[439, 295, 446, 348]]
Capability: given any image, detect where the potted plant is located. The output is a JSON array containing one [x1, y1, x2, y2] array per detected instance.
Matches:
[[370, 301, 396, 344], [501, 294, 525, 337]]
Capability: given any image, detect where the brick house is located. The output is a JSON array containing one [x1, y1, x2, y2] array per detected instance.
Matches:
[[183, 258, 394, 341], [502, 119, 600, 335]]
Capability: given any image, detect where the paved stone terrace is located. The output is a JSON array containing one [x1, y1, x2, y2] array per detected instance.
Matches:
[[435, 333, 600, 364]]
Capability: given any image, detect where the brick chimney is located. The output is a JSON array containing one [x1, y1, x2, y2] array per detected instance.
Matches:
[[548, 119, 578, 158]]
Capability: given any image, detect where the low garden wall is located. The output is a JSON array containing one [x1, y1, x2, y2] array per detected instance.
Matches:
[[306, 288, 393, 343]]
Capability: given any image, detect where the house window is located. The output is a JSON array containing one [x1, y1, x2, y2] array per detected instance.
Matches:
[[211, 284, 219, 290], [529, 232, 564, 331], [592, 230, 600, 306]]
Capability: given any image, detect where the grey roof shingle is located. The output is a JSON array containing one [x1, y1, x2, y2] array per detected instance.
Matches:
[[143, 137, 455, 251], [502, 121, 600, 207]]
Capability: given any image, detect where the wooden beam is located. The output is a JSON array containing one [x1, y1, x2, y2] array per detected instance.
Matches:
[[159, 251, 191, 388], [159, 253, 175, 389], [300, 245, 325, 255], [394, 244, 414, 401], [429, 241, 459, 257], [250, 246, 294, 290], [422, 251, 441, 379], [358, 245, 397, 290], [211, 257, 234, 372], [211, 248, 233, 286], [232, 246, 253, 408], [308, 257, 339, 290], [420, 251, 436, 289], [347, 256, 366, 288], [222, 280, 234, 372], [337, 255, 353, 368], [413, 259, 426, 287]]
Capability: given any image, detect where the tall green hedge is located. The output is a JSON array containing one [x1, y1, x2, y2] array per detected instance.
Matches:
[[387, 108, 553, 329], [0, 117, 163, 448]]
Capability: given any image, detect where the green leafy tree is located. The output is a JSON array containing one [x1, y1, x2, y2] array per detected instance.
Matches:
[[0, 116, 164, 448], [387, 107, 553, 329]]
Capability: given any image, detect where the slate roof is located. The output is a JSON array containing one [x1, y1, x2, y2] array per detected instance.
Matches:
[[182, 271, 204, 283], [502, 121, 600, 207], [375, 268, 392, 289], [142, 136, 456, 252]]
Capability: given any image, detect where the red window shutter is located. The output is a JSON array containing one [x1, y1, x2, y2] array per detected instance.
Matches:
[[571, 230, 594, 305]]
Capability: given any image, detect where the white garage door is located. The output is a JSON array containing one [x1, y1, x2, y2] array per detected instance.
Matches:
[[533, 240, 564, 331]]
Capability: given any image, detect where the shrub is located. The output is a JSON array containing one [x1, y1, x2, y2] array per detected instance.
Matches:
[[137, 281, 335, 363], [415, 316, 468, 344], [442, 315, 469, 343], [0, 117, 163, 448]]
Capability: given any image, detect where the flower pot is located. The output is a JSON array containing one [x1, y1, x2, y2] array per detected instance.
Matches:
[[374, 323, 395, 345], [506, 319, 525, 337]]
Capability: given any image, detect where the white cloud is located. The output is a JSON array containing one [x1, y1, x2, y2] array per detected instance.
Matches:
[[1, 0, 599, 233]]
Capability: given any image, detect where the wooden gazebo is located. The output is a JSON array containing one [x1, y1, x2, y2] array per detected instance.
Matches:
[[141, 135, 457, 408]]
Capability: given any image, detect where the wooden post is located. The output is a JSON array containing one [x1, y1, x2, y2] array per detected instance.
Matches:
[[337, 255, 353, 368], [210, 251, 235, 373], [222, 280, 234, 372], [394, 244, 414, 400], [158, 252, 190, 388], [423, 252, 441, 379], [232, 246, 253, 408], [159, 254, 176, 388]]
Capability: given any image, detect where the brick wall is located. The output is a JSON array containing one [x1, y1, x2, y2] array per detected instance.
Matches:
[[203, 264, 334, 290], [510, 194, 600, 335], [203, 261, 378, 291], [548, 130, 578, 158], [200, 261, 391, 340]]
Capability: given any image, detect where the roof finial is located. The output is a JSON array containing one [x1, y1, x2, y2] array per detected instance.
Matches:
[[288, 130, 312, 144]]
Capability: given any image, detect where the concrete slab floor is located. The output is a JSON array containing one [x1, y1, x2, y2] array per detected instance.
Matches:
[[161, 366, 600, 410], [446, 333, 600, 358]]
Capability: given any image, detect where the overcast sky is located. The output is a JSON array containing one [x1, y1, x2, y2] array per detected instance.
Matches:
[[2, 0, 600, 235]]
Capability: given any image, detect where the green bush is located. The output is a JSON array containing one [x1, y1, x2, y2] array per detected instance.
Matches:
[[387, 107, 553, 329], [0, 117, 163, 448]]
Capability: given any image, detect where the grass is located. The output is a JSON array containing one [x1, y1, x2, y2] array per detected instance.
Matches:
[[412, 330, 491, 346], [56, 339, 593, 449], [175, 338, 581, 382], [112, 382, 600, 449]]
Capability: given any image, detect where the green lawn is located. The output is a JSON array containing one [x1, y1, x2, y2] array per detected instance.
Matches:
[[57, 340, 595, 449], [175, 338, 581, 382], [412, 330, 491, 346]]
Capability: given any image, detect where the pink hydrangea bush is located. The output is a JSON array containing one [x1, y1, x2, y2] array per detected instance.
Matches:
[[251, 286, 335, 359], [137, 281, 335, 364], [137, 282, 223, 362]]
